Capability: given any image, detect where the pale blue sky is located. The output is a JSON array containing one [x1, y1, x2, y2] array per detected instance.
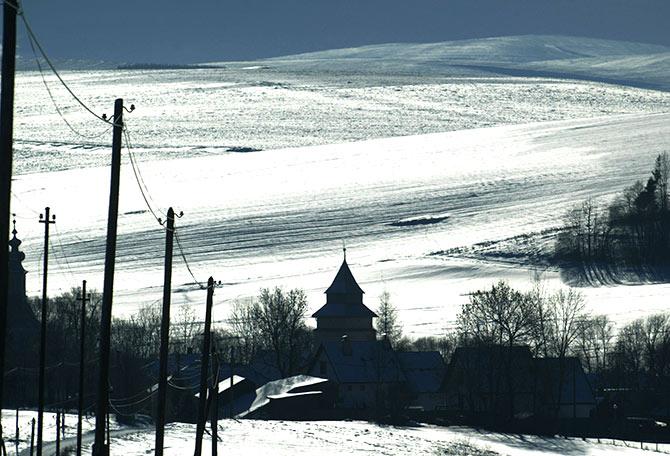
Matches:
[[14, 0, 670, 63]]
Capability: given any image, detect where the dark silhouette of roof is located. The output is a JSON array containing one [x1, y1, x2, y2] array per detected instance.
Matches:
[[312, 258, 377, 318], [325, 260, 364, 295], [535, 357, 596, 405], [314, 340, 405, 384], [397, 351, 446, 394]]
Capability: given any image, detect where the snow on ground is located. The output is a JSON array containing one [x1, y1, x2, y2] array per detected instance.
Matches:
[[256, 35, 670, 91], [0, 410, 120, 455], [76, 419, 670, 456], [12, 37, 670, 175], [9, 112, 670, 337], [8, 35, 670, 339]]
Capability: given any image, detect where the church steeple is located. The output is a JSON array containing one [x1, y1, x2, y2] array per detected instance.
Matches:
[[312, 251, 377, 343], [8, 215, 27, 301]]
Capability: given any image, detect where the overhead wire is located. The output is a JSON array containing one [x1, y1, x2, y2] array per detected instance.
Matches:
[[16, 2, 117, 127], [123, 126, 207, 289], [24, 25, 112, 140]]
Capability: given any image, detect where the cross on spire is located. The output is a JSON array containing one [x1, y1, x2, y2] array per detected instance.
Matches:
[[342, 240, 347, 262]]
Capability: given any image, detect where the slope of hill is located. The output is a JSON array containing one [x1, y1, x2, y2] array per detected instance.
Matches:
[[10, 112, 670, 337], [238, 35, 670, 91]]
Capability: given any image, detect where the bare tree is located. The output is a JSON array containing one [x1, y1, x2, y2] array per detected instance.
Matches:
[[575, 314, 613, 374], [546, 289, 585, 359], [375, 290, 402, 347], [458, 280, 537, 348], [233, 288, 311, 377]]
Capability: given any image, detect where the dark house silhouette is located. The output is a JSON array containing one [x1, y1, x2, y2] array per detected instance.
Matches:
[[445, 345, 536, 420], [444, 345, 597, 422]]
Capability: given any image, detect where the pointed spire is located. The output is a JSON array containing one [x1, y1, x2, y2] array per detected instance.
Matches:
[[8, 215, 25, 265], [342, 239, 347, 262]]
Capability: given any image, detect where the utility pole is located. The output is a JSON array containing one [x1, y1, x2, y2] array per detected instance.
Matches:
[[55, 411, 61, 456], [93, 98, 124, 456], [229, 346, 235, 419], [210, 347, 220, 456], [37, 207, 55, 456], [30, 419, 35, 456], [155, 208, 177, 456], [76, 280, 90, 456], [194, 277, 215, 456], [0, 0, 18, 431]]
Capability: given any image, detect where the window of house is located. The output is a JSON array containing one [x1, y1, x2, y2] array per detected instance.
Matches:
[[319, 361, 327, 376], [359, 385, 365, 391], [347, 385, 352, 391]]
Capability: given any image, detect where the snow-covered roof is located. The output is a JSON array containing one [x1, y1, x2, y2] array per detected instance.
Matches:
[[239, 375, 329, 418], [194, 375, 247, 398], [267, 390, 323, 400]]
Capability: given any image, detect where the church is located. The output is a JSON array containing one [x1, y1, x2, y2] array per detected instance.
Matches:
[[311, 250, 377, 344], [4, 219, 40, 405], [5, 219, 39, 351], [307, 252, 445, 413]]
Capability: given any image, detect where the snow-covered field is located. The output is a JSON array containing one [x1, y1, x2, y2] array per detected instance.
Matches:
[[8, 35, 670, 338], [3, 411, 669, 456], [88, 419, 670, 456], [0, 409, 120, 455]]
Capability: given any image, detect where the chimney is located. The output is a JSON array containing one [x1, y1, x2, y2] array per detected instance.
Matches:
[[341, 335, 352, 356]]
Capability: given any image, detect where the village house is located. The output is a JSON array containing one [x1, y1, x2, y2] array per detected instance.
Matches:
[[444, 345, 597, 423]]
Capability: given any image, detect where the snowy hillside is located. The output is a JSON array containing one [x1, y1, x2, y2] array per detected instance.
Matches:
[[250, 36, 670, 91], [11, 112, 670, 337]]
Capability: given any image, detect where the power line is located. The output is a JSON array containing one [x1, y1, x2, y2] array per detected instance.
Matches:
[[174, 231, 207, 290], [24, 25, 111, 140], [17, 3, 117, 127], [123, 128, 163, 224]]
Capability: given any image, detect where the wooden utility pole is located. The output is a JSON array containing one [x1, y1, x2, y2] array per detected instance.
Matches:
[[55, 411, 61, 456], [229, 346, 235, 419], [37, 207, 55, 456], [76, 280, 90, 456], [0, 0, 18, 431], [30, 419, 35, 456], [155, 208, 176, 456], [210, 348, 220, 456], [14, 408, 19, 456], [93, 98, 124, 456], [194, 277, 215, 456]]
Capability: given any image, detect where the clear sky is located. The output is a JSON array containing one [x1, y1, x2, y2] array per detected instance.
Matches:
[[13, 0, 670, 63]]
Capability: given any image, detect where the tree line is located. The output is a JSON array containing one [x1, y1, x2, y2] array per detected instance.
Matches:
[[455, 279, 670, 420], [555, 153, 670, 283]]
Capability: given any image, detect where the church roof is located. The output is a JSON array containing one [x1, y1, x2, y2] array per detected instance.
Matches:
[[312, 257, 376, 318], [325, 260, 364, 295], [312, 301, 376, 318]]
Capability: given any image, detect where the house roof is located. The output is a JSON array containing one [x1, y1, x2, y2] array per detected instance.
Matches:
[[317, 340, 406, 384], [239, 375, 329, 418], [447, 345, 535, 393], [535, 357, 596, 404], [397, 351, 446, 394]]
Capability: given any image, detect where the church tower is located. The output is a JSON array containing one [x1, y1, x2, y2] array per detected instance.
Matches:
[[312, 250, 377, 344], [6, 218, 38, 349]]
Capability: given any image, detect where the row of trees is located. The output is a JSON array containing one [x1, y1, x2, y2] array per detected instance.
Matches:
[[555, 153, 670, 283], [456, 279, 670, 388]]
